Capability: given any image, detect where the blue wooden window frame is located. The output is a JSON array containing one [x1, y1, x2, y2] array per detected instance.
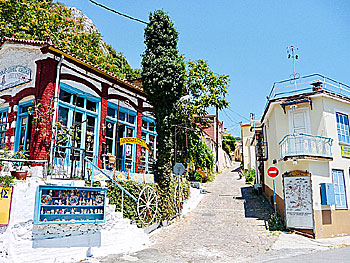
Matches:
[[141, 116, 157, 172], [57, 83, 100, 165], [15, 100, 33, 151], [336, 112, 350, 144], [0, 108, 8, 149], [332, 169, 347, 208], [106, 103, 137, 172]]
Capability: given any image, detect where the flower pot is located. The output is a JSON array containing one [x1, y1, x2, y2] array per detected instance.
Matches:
[[11, 171, 28, 180]]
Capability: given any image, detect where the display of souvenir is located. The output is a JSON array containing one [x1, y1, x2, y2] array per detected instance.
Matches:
[[36, 186, 106, 225]]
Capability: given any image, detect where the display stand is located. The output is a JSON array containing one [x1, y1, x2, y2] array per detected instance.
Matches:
[[34, 185, 106, 224]]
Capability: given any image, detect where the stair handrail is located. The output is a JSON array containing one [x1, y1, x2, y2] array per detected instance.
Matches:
[[84, 157, 137, 202]]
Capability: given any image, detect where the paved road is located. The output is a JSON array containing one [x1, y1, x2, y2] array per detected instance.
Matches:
[[97, 165, 277, 262], [149, 165, 276, 262], [266, 246, 350, 263]]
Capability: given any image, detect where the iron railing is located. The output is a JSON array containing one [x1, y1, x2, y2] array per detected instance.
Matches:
[[267, 74, 350, 103], [279, 133, 333, 159]]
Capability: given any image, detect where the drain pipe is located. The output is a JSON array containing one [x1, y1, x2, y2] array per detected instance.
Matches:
[[49, 55, 64, 174]]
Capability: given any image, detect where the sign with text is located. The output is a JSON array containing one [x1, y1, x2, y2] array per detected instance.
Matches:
[[341, 145, 350, 159], [0, 187, 13, 225], [284, 176, 313, 229], [120, 137, 152, 152], [0, 65, 32, 91]]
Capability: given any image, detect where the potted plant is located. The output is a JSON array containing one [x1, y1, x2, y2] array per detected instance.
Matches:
[[0, 146, 12, 171], [11, 147, 29, 180]]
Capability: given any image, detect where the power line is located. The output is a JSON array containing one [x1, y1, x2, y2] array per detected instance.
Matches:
[[222, 109, 237, 124], [89, 0, 148, 25], [225, 107, 250, 122]]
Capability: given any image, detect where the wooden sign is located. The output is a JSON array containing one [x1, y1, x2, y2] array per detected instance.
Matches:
[[120, 137, 152, 152], [0, 187, 13, 225]]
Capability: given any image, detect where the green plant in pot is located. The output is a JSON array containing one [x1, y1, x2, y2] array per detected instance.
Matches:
[[0, 146, 12, 171], [11, 147, 30, 180]]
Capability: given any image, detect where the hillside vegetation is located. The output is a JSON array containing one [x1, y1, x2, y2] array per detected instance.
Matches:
[[0, 0, 140, 79]]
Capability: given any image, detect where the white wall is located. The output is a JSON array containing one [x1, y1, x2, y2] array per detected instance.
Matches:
[[0, 178, 148, 262]]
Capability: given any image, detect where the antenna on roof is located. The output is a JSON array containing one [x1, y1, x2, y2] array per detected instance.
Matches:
[[286, 45, 299, 90]]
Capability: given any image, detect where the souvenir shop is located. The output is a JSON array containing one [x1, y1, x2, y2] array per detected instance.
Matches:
[[0, 37, 157, 177]]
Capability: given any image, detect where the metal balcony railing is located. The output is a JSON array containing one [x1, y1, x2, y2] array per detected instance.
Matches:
[[267, 74, 350, 103], [279, 133, 333, 159]]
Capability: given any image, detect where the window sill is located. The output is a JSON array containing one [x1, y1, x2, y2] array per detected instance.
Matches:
[[339, 142, 350, 147], [335, 207, 348, 210]]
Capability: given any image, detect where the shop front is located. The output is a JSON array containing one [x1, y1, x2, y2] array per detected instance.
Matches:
[[0, 37, 156, 179]]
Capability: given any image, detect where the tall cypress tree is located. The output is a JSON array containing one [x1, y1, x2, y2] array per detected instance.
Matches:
[[142, 10, 185, 188]]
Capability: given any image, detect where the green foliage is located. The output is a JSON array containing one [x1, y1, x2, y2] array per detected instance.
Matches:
[[268, 213, 285, 231], [141, 10, 185, 188], [172, 59, 230, 178], [188, 135, 214, 174], [222, 134, 236, 158], [0, 0, 138, 79], [185, 59, 230, 114], [0, 175, 15, 188], [245, 169, 256, 184], [107, 178, 190, 225]]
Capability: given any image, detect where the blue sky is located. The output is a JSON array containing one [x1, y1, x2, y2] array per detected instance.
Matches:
[[57, 0, 350, 137]]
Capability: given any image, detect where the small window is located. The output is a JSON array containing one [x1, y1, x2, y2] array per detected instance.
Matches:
[[332, 169, 347, 208], [127, 114, 135, 124], [20, 105, 32, 114], [86, 100, 96, 112], [0, 110, 7, 148], [142, 120, 148, 129], [58, 107, 69, 126], [149, 122, 155, 132], [72, 95, 84, 108], [59, 90, 71, 103], [336, 112, 350, 144], [107, 107, 115, 118], [119, 112, 125, 122], [126, 127, 133, 137]]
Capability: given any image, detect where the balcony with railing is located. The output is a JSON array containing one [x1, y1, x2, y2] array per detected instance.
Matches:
[[279, 133, 333, 160], [267, 74, 350, 103]]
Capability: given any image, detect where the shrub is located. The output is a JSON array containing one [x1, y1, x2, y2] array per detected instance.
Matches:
[[245, 169, 256, 184], [268, 213, 285, 231], [106, 178, 190, 226]]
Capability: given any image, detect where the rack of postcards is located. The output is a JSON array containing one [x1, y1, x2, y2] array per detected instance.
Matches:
[[34, 185, 107, 224]]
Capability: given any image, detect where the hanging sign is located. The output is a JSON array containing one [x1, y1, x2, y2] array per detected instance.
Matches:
[[0, 65, 32, 91], [120, 137, 152, 152], [0, 187, 13, 226]]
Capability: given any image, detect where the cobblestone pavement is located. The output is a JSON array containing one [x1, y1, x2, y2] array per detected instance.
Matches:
[[149, 164, 277, 262]]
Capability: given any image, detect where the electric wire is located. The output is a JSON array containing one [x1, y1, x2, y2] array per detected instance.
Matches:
[[89, 0, 148, 25], [226, 107, 250, 122]]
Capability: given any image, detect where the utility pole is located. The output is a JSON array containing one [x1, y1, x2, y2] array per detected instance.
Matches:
[[216, 106, 219, 172]]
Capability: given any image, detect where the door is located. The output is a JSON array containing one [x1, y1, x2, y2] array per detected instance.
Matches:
[[289, 108, 310, 154]]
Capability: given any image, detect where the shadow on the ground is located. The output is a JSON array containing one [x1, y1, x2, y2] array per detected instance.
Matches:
[[238, 186, 272, 223], [231, 167, 240, 173]]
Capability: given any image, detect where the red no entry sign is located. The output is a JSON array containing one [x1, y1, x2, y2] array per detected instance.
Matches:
[[267, 166, 279, 178]]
